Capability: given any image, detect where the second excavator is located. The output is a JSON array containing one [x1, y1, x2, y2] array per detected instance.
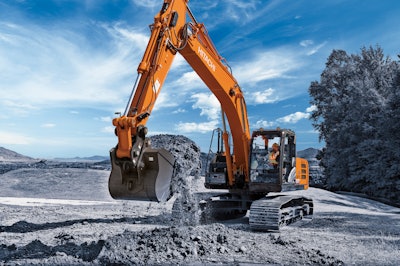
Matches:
[[108, 0, 313, 231]]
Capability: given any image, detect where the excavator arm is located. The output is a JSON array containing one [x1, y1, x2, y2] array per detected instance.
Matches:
[[113, 0, 187, 159], [109, 0, 250, 202]]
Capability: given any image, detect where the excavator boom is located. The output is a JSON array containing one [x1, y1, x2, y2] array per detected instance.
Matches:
[[109, 0, 250, 201]]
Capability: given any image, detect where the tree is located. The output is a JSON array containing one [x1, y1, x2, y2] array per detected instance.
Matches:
[[309, 46, 400, 204]]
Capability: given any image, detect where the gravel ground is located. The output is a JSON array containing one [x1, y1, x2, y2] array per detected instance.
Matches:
[[0, 135, 399, 265]]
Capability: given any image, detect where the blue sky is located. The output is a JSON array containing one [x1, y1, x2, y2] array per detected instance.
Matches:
[[1, 0, 399, 158]]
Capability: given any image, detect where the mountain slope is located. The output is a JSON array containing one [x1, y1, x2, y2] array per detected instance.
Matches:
[[0, 147, 33, 161]]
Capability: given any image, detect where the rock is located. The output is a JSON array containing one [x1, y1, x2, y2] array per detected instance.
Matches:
[[217, 234, 227, 244], [190, 235, 202, 241], [218, 246, 227, 253]]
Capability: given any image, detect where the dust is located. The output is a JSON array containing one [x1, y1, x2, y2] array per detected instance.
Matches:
[[150, 134, 203, 226]]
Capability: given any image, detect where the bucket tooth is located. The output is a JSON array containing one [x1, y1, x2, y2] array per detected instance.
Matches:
[[108, 147, 175, 202]]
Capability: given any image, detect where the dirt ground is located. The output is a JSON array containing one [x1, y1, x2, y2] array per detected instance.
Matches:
[[0, 169, 399, 265]]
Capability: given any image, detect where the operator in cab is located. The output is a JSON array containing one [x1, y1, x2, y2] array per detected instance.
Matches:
[[268, 143, 280, 168]]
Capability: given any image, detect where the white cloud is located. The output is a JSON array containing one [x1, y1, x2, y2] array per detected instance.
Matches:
[[221, 0, 261, 23], [175, 71, 203, 87], [174, 93, 220, 134], [276, 105, 317, 124], [0, 131, 33, 145], [254, 120, 275, 129], [41, 123, 56, 128], [298, 130, 319, 134], [0, 21, 148, 113], [152, 71, 204, 111], [69, 110, 79, 115], [2, 100, 38, 116], [175, 121, 218, 134], [306, 105, 317, 113], [277, 112, 310, 124], [153, 91, 180, 110], [306, 41, 328, 56], [249, 88, 280, 104], [191, 93, 220, 120], [170, 53, 186, 71], [172, 108, 186, 114], [300, 40, 314, 47], [234, 50, 301, 84]]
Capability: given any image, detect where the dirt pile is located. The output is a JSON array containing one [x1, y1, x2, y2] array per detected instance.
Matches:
[[0, 223, 343, 265], [98, 223, 343, 265], [0, 239, 104, 264], [150, 134, 203, 226]]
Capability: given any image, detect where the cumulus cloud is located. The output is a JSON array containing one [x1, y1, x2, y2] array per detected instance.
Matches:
[[277, 112, 309, 124], [254, 120, 275, 129], [306, 105, 317, 113], [152, 71, 205, 111], [173, 93, 220, 134], [191, 93, 220, 120], [276, 105, 317, 124], [249, 88, 280, 104], [175, 71, 203, 88], [153, 91, 180, 110], [175, 121, 219, 134]]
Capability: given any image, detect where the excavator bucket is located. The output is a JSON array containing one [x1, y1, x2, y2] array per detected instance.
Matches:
[[108, 147, 175, 202]]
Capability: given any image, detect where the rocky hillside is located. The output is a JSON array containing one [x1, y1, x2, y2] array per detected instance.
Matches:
[[0, 147, 33, 161]]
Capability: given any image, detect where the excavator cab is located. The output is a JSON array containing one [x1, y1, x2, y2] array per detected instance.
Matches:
[[249, 129, 308, 193]]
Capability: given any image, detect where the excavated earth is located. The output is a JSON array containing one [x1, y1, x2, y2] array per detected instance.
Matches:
[[0, 135, 399, 265]]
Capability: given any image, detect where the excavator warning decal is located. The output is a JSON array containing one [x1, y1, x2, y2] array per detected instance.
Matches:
[[154, 79, 161, 94], [198, 46, 216, 72]]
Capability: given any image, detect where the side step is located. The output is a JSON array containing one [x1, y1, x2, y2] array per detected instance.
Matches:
[[249, 195, 313, 231]]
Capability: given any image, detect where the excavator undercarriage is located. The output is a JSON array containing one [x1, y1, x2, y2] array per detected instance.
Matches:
[[171, 191, 313, 231]]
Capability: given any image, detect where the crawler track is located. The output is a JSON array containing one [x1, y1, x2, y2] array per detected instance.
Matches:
[[249, 195, 313, 231]]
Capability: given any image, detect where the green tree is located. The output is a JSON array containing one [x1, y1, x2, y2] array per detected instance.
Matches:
[[309, 46, 399, 204]]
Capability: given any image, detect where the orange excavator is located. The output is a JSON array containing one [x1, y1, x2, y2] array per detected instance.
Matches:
[[109, 0, 313, 230]]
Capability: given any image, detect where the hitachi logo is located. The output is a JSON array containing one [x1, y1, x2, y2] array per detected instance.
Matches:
[[198, 46, 216, 72]]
